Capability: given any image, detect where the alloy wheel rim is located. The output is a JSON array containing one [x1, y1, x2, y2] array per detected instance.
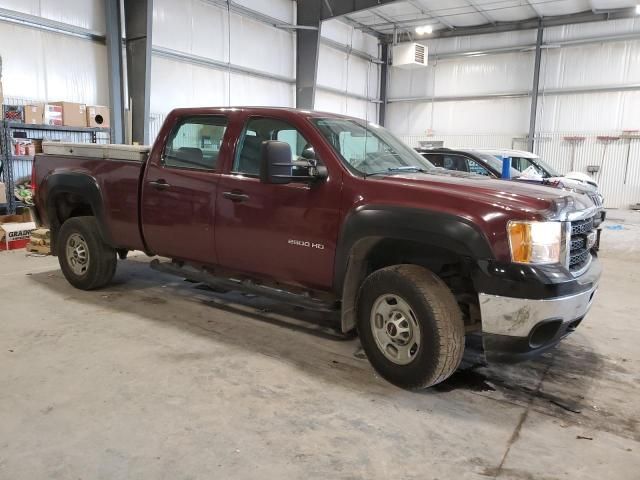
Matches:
[[370, 294, 421, 365]]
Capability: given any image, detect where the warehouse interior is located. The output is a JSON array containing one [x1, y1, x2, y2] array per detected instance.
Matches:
[[1, 1, 639, 479]]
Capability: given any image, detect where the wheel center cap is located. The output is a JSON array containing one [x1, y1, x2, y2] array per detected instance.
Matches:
[[386, 323, 398, 337]]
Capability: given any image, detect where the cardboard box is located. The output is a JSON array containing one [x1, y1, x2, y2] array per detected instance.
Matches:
[[24, 103, 44, 124], [44, 103, 63, 126], [3, 105, 24, 123], [30, 138, 43, 154], [86, 105, 110, 128], [49, 101, 86, 127], [0, 211, 35, 251]]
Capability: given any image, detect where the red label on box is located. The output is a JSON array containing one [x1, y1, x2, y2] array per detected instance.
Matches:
[[0, 238, 30, 251]]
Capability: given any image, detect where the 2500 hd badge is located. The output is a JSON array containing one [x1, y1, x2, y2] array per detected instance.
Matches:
[[288, 239, 325, 250]]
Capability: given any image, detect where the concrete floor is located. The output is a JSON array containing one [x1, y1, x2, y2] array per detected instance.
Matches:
[[1, 211, 639, 479]]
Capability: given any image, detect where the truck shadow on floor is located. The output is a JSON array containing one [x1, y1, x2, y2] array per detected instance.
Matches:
[[28, 259, 637, 441]]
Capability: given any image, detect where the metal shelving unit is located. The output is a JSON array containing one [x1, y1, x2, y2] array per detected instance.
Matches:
[[0, 120, 111, 214]]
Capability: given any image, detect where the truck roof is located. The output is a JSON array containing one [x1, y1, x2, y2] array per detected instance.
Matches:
[[167, 106, 363, 121]]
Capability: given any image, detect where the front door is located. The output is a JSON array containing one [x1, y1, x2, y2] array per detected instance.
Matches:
[[141, 115, 229, 264], [214, 116, 342, 290]]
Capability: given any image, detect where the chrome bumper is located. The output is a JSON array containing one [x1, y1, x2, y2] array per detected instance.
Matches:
[[479, 283, 598, 338]]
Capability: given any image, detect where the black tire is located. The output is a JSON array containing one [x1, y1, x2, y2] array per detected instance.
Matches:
[[57, 216, 117, 290], [357, 264, 465, 389]]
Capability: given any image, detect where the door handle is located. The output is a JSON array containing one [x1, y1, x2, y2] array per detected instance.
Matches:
[[223, 191, 249, 202], [148, 179, 171, 190]]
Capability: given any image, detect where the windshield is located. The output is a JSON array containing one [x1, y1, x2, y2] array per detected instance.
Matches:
[[311, 118, 434, 176], [475, 153, 520, 177], [529, 156, 561, 177], [490, 154, 561, 178]]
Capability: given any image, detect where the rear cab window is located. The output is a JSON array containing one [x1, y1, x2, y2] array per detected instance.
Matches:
[[164, 116, 228, 171]]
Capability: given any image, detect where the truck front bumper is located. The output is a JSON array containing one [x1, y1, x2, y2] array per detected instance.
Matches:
[[475, 257, 601, 362]]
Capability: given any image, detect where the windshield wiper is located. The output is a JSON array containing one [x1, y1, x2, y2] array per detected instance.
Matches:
[[365, 166, 430, 178]]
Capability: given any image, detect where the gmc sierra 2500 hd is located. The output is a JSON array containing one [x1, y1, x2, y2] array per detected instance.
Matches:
[[31, 107, 602, 389]]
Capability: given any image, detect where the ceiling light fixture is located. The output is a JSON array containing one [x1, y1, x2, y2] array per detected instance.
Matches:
[[636, 4, 640, 14], [415, 25, 433, 35]]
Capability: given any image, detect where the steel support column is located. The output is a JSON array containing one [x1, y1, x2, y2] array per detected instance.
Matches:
[[379, 43, 389, 126], [296, 0, 400, 110], [105, 0, 125, 144], [528, 23, 543, 153], [296, 0, 322, 109], [124, 0, 152, 145]]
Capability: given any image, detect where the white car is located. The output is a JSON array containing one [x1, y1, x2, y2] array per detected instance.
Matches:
[[475, 148, 600, 190]]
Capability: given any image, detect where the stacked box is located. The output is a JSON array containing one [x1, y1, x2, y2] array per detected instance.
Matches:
[[49, 102, 86, 127], [0, 211, 35, 251], [44, 104, 63, 126], [24, 104, 44, 124], [3, 105, 24, 123], [27, 228, 51, 255], [86, 105, 110, 128]]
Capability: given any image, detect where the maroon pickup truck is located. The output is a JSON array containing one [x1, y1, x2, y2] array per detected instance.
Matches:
[[31, 107, 602, 389]]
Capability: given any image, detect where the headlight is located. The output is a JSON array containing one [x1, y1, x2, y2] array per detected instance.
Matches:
[[507, 221, 562, 264]]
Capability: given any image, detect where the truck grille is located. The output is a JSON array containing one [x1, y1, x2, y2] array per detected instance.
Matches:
[[569, 217, 595, 271], [587, 192, 603, 208], [571, 217, 593, 235]]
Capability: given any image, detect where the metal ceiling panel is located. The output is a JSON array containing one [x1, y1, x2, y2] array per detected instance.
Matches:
[[590, 0, 637, 8], [374, 2, 419, 17], [534, 0, 592, 17], [342, 0, 640, 36], [466, 0, 534, 22], [411, 0, 487, 28]]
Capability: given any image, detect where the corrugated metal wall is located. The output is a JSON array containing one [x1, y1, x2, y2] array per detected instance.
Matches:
[[151, 1, 380, 122], [0, 0, 108, 105], [389, 17, 640, 209], [316, 20, 380, 122], [535, 132, 640, 209], [400, 131, 640, 209]]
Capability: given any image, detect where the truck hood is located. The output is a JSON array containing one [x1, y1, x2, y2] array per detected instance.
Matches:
[[372, 169, 596, 221]]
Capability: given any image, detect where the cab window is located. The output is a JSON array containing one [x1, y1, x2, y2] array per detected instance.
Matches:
[[165, 116, 228, 170], [234, 118, 318, 176], [467, 159, 491, 176], [425, 154, 444, 168], [441, 154, 468, 172]]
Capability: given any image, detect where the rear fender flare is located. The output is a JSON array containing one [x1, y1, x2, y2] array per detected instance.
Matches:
[[45, 172, 113, 249]]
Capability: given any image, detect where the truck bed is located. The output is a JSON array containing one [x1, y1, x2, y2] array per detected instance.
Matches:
[[32, 151, 148, 252]]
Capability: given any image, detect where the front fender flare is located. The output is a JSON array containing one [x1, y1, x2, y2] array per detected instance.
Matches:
[[335, 205, 494, 333]]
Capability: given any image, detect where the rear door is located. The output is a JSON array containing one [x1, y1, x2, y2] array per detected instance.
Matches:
[[214, 115, 342, 290], [141, 115, 228, 263]]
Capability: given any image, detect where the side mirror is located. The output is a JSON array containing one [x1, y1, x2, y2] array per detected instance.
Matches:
[[301, 146, 316, 160], [260, 141, 293, 184], [260, 140, 327, 184]]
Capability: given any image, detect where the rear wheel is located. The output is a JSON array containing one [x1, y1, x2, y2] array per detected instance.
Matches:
[[357, 264, 465, 389], [57, 216, 117, 290]]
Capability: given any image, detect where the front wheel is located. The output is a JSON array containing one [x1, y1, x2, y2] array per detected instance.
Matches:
[[57, 216, 117, 290], [357, 264, 465, 389]]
